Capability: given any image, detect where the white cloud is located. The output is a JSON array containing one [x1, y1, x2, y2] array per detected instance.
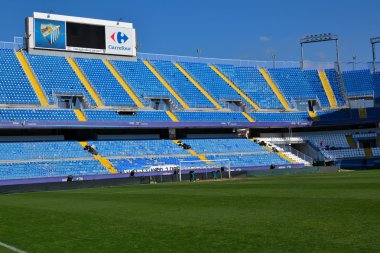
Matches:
[[259, 36, 270, 42]]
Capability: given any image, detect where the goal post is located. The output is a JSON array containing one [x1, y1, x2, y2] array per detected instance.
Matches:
[[178, 159, 231, 182]]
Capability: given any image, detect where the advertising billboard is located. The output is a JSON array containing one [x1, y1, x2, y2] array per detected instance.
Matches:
[[34, 19, 66, 49], [28, 13, 136, 57], [105, 26, 136, 56]]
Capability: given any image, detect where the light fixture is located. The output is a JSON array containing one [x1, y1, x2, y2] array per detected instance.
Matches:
[[47, 9, 54, 19]]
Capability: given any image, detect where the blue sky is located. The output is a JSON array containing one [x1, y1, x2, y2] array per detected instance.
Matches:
[[1, 0, 379, 62]]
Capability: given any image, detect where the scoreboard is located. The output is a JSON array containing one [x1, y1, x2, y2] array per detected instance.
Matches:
[[26, 12, 136, 57]]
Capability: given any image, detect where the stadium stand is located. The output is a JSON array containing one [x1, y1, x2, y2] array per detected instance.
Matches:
[[266, 68, 323, 108], [74, 58, 137, 107], [173, 138, 293, 168], [216, 65, 283, 109], [150, 60, 215, 108], [1, 42, 380, 183], [0, 160, 108, 180], [174, 111, 248, 122], [25, 52, 96, 105], [110, 157, 193, 172], [179, 62, 248, 108], [83, 109, 171, 121], [88, 139, 188, 157], [250, 111, 310, 122], [0, 108, 78, 121], [0, 141, 92, 160], [110, 59, 181, 108], [324, 69, 346, 106], [373, 72, 380, 103], [303, 70, 331, 108], [183, 138, 265, 153], [0, 139, 112, 180], [204, 153, 290, 167], [342, 69, 374, 97], [0, 49, 39, 105]]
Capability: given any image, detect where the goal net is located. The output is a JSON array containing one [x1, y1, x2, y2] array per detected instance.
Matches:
[[179, 159, 231, 182]]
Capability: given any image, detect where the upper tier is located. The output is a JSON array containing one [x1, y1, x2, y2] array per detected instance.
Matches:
[[0, 48, 378, 127], [0, 49, 376, 110]]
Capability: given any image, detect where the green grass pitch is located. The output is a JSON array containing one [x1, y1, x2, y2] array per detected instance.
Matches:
[[0, 170, 380, 253]]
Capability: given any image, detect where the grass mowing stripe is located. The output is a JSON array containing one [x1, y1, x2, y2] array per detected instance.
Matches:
[[0, 242, 27, 253]]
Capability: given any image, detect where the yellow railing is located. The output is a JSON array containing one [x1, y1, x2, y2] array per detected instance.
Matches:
[[144, 60, 189, 109], [166, 111, 179, 122], [259, 68, 291, 110], [103, 59, 144, 108], [241, 112, 255, 122], [15, 51, 49, 106], [210, 65, 260, 110], [67, 57, 104, 107], [78, 141, 118, 174], [74, 109, 87, 122], [318, 71, 338, 108], [358, 108, 367, 119], [173, 140, 210, 164], [174, 63, 222, 109], [308, 111, 319, 121]]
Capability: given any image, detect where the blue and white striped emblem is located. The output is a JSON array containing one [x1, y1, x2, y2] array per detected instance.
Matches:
[[40, 23, 62, 45]]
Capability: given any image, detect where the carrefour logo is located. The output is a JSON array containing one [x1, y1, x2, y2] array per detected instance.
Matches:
[[110, 32, 129, 44]]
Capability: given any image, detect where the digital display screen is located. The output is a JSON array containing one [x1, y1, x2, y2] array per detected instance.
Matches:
[[66, 22, 105, 49]]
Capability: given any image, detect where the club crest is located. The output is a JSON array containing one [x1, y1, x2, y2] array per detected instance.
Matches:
[[40, 23, 61, 45]]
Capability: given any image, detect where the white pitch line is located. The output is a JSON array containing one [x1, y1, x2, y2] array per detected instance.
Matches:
[[0, 241, 27, 253]]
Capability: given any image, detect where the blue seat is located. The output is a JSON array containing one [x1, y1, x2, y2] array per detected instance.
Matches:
[[75, 58, 136, 107], [216, 64, 284, 109], [151, 60, 214, 108], [0, 49, 39, 104], [83, 110, 171, 121], [110, 59, 182, 108], [25, 52, 96, 105], [342, 69, 374, 97], [0, 108, 78, 121]]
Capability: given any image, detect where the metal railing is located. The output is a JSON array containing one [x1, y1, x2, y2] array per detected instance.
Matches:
[[280, 145, 314, 164], [0, 37, 24, 50]]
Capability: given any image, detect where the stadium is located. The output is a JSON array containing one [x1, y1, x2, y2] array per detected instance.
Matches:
[[0, 2, 380, 253]]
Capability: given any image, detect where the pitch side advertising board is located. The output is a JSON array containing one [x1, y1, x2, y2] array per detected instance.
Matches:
[[29, 13, 136, 56]]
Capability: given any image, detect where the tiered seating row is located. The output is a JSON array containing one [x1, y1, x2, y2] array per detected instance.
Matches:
[[179, 62, 243, 106], [151, 60, 214, 108], [0, 160, 107, 180], [110, 59, 180, 107], [0, 138, 292, 180], [25, 53, 96, 105], [182, 138, 266, 153], [0, 108, 378, 123], [0, 141, 92, 160], [0, 108, 78, 121], [1, 49, 379, 111], [216, 65, 283, 109], [267, 68, 320, 107], [342, 69, 374, 97], [0, 49, 39, 104], [75, 58, 136, 107]]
